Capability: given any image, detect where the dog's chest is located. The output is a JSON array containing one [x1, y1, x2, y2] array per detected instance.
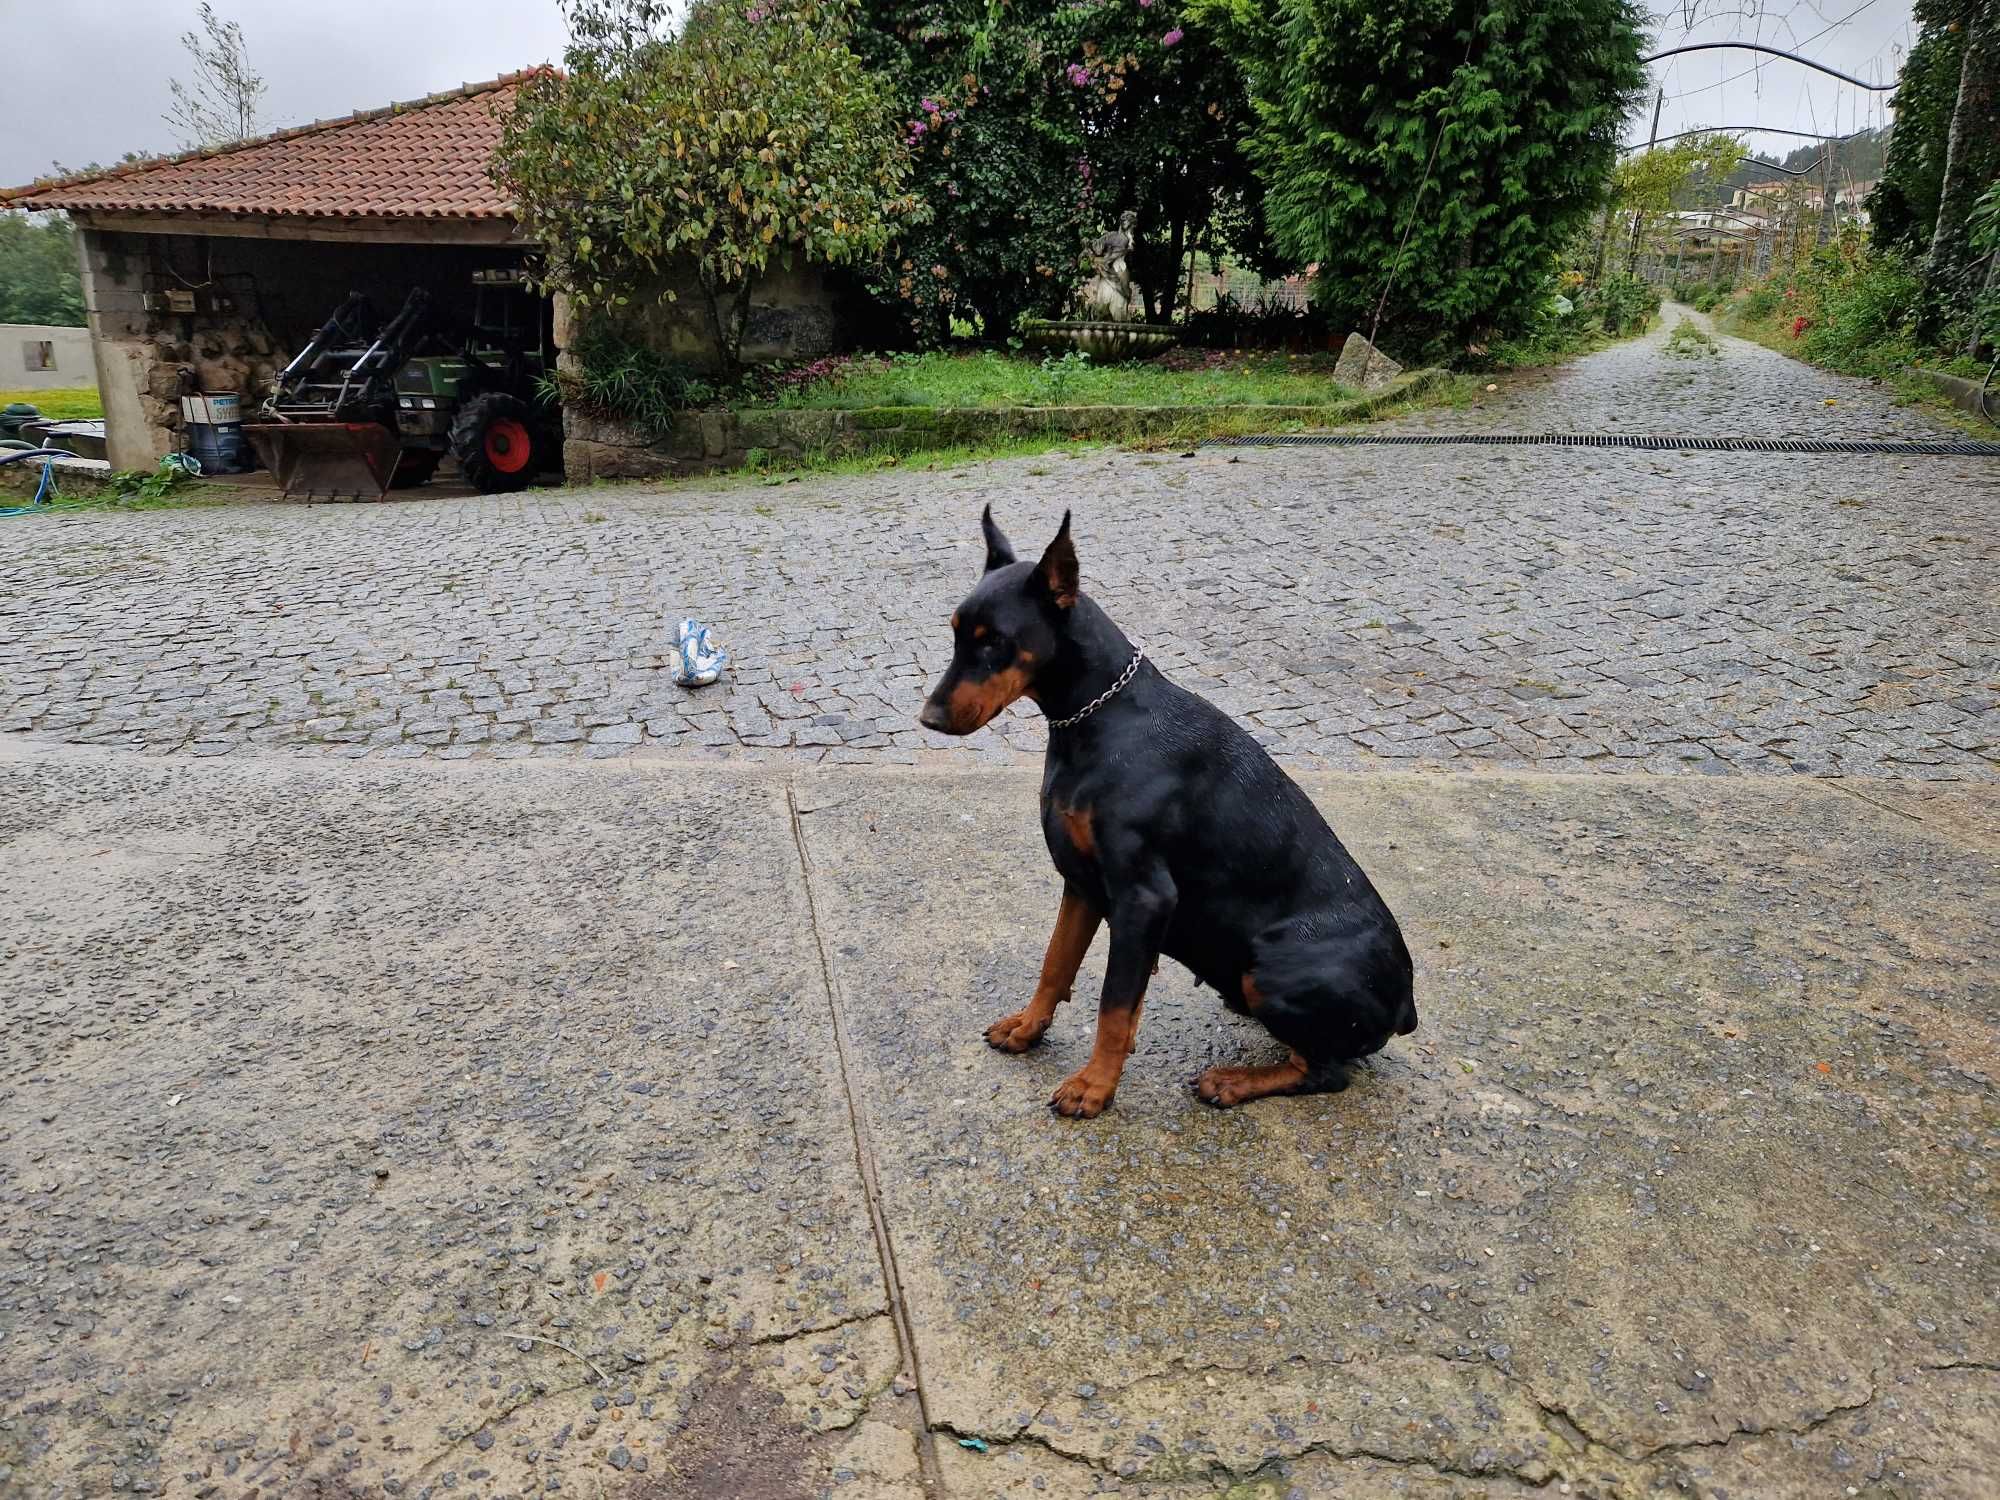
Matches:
[[1040, 789, 1105, 893]]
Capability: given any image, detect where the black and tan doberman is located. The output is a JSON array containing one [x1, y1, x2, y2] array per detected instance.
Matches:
[[919, 507, 1417, 1118]]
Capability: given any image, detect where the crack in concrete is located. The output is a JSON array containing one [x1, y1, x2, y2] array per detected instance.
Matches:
[[1236, 1439, 1564, 1491], [934, 1414, 1569, 1492], [788, 783, 946, 1495], [1638, 1380, 1879, 1463], [403, 1313, 903, 1486], [933, 1351, 1578, 1491], [745, 1308, 894, 1348], [932, 1347, 1979, 1495]]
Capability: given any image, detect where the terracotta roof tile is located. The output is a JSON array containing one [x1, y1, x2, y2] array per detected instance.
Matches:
[[1, 71, 545, 221]]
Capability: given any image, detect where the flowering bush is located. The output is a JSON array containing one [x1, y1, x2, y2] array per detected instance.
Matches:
[[849, 0, 1272, 338]]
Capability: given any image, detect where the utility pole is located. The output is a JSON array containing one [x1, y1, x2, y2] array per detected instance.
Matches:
[[1624, 88, 1665, 276], [1818, 134, 1837, 245]]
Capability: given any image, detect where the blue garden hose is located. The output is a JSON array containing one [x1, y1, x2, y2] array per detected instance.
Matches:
[[0, 448, 59, 515], [0, 449, 202, 516]]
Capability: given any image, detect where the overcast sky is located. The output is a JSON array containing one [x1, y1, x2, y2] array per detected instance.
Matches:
[[0, 0, 570, 186], [1635, 0, 1917, 160], [0, 0, 1917, 190]]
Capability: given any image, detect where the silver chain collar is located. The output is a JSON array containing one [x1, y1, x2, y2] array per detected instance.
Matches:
[[1046, 649, 1144, 730]]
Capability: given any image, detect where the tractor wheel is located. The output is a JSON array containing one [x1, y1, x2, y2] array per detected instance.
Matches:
[[450, 393, 543, 494], [388, 449, 441, 489]]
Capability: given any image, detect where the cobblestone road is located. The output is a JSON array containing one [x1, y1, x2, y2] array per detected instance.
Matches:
[[3, 306, 1996, 777]]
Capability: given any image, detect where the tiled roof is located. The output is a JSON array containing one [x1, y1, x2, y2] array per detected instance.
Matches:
[[1, 71, 544, 221]]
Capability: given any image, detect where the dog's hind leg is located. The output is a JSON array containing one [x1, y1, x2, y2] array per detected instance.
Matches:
[[987, 884, 1102, 1053]]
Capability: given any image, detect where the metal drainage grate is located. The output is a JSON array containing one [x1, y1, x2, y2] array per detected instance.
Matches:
[[1206, 432, 2000, 456]]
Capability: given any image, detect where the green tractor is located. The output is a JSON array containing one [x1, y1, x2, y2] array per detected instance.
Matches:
[[244, 271, 558, 500]]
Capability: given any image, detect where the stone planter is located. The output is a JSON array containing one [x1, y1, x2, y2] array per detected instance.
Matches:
[[1021, 319, 1178, 361]]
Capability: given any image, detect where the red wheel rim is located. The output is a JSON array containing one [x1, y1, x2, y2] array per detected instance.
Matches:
[[484, 417, 532, 474]]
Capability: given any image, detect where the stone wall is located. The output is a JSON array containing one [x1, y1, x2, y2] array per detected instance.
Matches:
[[557, 261, 845, 377]]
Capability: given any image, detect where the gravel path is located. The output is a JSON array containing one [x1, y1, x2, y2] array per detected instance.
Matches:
[[1389, 299, 1959, 438], [1, 309, 1994, 778]]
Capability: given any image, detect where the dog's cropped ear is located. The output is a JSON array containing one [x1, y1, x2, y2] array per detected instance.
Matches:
[[981, 504, 1016, 572], [1035, 511, 1079, 610]]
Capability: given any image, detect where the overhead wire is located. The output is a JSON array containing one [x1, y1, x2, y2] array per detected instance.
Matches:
[[1661, 0, 1883, 102]]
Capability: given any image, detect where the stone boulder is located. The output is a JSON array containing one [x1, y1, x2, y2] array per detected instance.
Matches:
[[1334, 333, 1403, 393]]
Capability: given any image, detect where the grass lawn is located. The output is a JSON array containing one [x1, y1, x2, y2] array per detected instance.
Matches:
[[1, 387, 103, 421], [759, 349, 1359, 410]]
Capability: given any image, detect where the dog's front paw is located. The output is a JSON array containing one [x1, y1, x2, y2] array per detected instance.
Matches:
[[1050, 1067, 1116, 1119], [985, 1007, 1051, 1052]]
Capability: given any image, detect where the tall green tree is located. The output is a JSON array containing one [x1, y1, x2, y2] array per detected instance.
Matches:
[[1608, 132, 1745, 274], [1869, 25, 1965, 256], [1913, 1, 1999, 344], [498, 0, 915, 375], [1034, 1, 1272, 320], [0, 213, 85, 326], [1222, 0, 1647, 354]]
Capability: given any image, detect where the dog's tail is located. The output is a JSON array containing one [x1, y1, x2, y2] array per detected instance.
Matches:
[[1249, 916, 1417, 1060]]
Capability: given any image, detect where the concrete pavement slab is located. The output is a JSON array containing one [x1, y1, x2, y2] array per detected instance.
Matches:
[[2, 744, 1993, 1499], [0, 744, 920, 1500], [796, 766, 1998, 1499]]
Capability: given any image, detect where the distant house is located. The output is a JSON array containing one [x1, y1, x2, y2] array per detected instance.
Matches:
[[2, 323, 92, 390], [1663, 209, 1722, 232], [1731, 180, 1792, 211]]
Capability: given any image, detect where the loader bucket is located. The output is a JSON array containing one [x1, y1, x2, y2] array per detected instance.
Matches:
[[243, 421, 402, 501]]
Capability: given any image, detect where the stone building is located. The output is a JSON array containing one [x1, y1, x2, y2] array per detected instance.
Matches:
[[1, 71, 841, 478]]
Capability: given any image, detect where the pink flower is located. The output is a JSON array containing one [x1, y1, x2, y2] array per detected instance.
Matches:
[[1161, 26, 1183, 45], [1139, 0, 1152, 7], [1066, 62, 1091, 86]]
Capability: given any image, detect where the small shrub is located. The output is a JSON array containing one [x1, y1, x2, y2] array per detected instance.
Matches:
[[562, 325, 713, 440], [1032, 350, 1092, 406], [1663, 319, 1717, 358], [1586, 274, 1661, 335], [107, 457, 198, 501], [1739, 284, 1782, 320], [1798, 253, 1920, 377]]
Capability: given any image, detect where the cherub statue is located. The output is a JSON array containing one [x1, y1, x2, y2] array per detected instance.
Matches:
[[1081, 210, 1142, 322]]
